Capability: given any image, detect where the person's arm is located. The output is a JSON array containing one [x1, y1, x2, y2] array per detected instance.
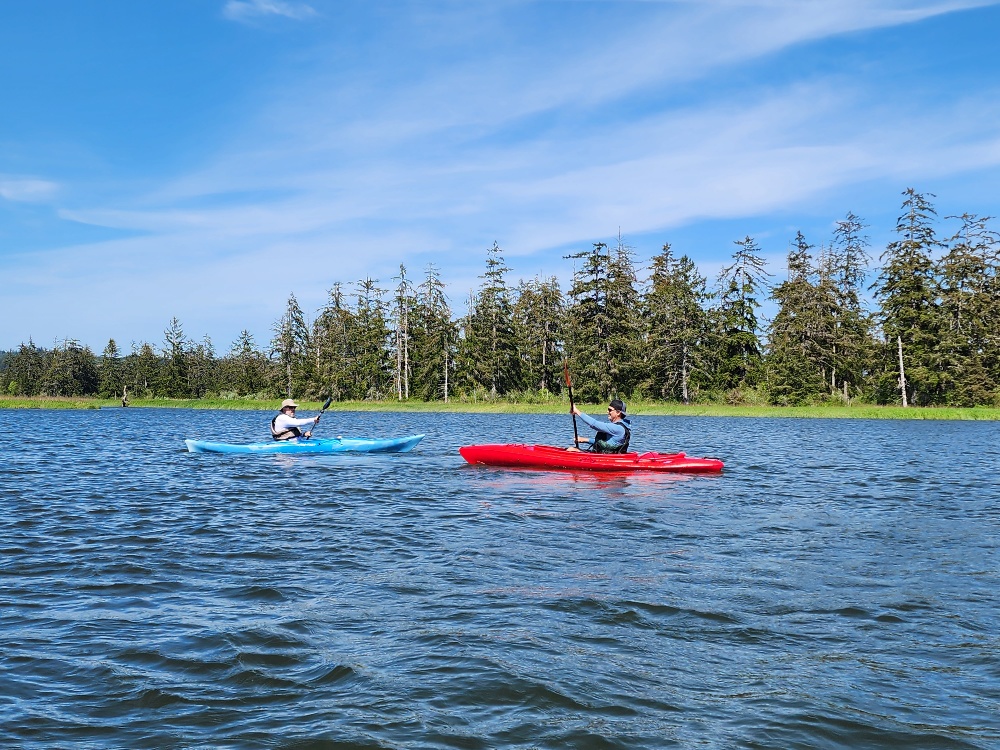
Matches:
[[575, 411, 603, 432], [274, 414, 320, 431], [577, 411, 626, 440]]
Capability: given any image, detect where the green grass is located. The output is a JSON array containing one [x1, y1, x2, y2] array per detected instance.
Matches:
[[2, 395, 1000, 419]]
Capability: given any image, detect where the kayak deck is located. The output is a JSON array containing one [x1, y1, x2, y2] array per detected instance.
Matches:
[[459, 443, 723, 473], [185, 434, 424, 454]]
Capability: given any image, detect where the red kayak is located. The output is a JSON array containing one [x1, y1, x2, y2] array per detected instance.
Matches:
[[459, 444, 723, 473]]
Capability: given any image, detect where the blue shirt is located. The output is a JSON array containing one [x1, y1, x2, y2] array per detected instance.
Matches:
[[576, 411, 631, 448]]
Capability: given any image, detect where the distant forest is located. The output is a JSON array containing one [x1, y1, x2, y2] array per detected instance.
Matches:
[[3, 188, 999, 407]]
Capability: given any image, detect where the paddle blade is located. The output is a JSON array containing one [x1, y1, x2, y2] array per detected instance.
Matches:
[[563, 360, 572, 388], [321, 396, 333, 411]]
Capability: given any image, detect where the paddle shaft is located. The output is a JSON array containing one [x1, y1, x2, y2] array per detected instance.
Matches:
[[306, 396, 333, 439], [564, 362, 580, 446]]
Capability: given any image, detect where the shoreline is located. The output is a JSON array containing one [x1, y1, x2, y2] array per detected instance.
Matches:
[[2, 396, 999, 420]]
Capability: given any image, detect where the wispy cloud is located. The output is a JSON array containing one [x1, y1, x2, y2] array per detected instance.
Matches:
[[222, 0, 316, 23], [5, 0, 1000, 348], [0, 176, 59, 202]]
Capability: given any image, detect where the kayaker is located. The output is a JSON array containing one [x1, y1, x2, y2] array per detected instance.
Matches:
[[270, 399, 321, 441], [570, 399, 632, 453]]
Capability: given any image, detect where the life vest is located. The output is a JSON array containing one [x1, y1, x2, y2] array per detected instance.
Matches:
[[592, 420, 631, 454], [271, 415, 302, 441]]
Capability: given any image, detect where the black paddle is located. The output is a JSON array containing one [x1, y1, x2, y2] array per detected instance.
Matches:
[[305, 396, 333, 439], [563, 361, 580, 448]]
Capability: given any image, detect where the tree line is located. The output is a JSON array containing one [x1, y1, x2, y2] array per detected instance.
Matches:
[[3, 188, 999, 407]]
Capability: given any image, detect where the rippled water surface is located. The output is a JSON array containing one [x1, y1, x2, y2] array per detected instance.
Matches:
[[1, 408, 998, 749]]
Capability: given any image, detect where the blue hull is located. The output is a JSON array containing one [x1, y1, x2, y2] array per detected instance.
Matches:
[[185, 434, 424, 455]]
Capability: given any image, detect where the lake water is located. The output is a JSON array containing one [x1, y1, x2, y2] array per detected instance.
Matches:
[[1, 408, 998, 749]]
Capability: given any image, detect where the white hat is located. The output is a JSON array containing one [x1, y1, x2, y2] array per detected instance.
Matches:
[[280, 398, 299, 409]]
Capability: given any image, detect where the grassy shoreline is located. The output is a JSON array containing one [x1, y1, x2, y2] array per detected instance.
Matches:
[[2, 395, 999, 420]]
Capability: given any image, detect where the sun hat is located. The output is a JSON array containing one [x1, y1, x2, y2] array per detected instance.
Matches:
[[609, 398, 626, 414], [280, 399, 299, 409]]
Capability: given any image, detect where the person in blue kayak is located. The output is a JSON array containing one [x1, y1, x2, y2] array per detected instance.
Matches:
[[570, 398, 632, 453], [271, 398, 321, 441]]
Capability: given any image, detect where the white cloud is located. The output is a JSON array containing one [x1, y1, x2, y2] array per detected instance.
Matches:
[[0, 176, 59, 202], [6, 0, 1000, 348], [222, 0, 316, 23]]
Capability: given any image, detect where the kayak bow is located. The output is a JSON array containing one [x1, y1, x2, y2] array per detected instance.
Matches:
[[459, 443, 723, 473]]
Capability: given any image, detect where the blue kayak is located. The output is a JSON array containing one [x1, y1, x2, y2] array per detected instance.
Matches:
[[185, 434, 424, 455]]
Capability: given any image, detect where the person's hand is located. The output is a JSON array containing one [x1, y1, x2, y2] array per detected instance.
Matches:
[[575, 436, 589, 444], [314, 415, 321, 423], [571, 405, 581, 416], [304, 431, 312, 439]]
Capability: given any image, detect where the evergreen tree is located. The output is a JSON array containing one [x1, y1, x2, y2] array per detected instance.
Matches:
[[512, 275, 564, 393], [563, 242, 615, 401], [312, 283, 355, 400], [937, 213, 1000, 405], [410, 264, 456, 401], [161, 317, 189, 397], [872, 189, 944, 405], [606, 232, 643, 395], [99, 339, 126, 399], [271, 293, 312, 399], [391, 264, 416, 400], [710, 236, 770, 395], [44, 339, 99, 396], [766, 233, 827, 404], [456, 242, 520, 396], [642, 243, 710, 402], [352, 278, 392, 399], [3, 339, 48, 396], [828, 212, 874, 399], [187, 334, 217, 398], [223, 330, 270, 397], [125, 342, 161, 397]]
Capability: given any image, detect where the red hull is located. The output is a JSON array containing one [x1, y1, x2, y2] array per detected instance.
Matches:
[[459, 444, 723, 473]]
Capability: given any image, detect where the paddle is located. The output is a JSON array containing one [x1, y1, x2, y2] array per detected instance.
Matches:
[[305, 396, 333, 439], [563, 361, 580, 448]]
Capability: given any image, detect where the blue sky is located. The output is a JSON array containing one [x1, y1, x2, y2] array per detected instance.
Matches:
[[3, 0, 1000, 352]]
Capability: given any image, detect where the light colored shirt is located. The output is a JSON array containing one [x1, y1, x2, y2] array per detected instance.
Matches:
[[273, 413, 317, 434]]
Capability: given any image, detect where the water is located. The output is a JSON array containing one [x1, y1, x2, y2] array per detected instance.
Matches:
[[1, 408, 998, 749]]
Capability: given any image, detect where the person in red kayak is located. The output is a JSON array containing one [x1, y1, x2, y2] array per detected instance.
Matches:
[[270, 399, 321, 441], [570, 398, 632, 453]]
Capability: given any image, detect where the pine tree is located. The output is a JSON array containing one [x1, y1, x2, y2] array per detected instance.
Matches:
[[606, 231, 643, 396], [4, 340, 49, 396], [187, 334, 217, 398], [44, 339, 99, 396], [564, 242, 614, 401], [410, 264, 456, 401], [512, 275, 564, 393], [766, 233, 827, 404], [161, 317, 189, 397], [828, 212, 874, 399], [223, 330, 270, 397], [642, 243, 710, 402], [99, 339, 126, 399], [872, 189, 944, 405], [312, 283, 355, 400], [456, 242, 520, 396], [937, 213, 1000, 405], [126, 342, 161, 397], [711, 236, 771, 395], [391, 264, 416, 400], [271, 293, 312, 399], [352, 278, 392, 400]]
